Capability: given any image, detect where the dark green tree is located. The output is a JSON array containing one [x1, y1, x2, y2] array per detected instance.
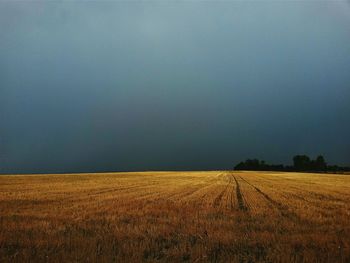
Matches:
[[293, 155, 311, 171], [315, 155, 327, 171]]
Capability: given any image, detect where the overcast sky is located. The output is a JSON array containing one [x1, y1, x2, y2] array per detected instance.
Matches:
[[1, 1, 350, 173]]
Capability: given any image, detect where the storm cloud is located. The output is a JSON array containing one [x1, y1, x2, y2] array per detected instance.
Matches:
[[1, 1, 350, 173]]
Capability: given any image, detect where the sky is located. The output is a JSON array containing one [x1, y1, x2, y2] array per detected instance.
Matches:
[[1, 1, 350, 173]]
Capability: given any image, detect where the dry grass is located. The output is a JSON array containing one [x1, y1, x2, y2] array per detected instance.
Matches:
[[0, 171, 349, 262]]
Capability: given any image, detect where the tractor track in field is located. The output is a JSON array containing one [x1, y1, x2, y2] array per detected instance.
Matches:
[[232, 175, 248, 212], [213, 186, 228, 208], [166, 176, 220, 203], [237, 175, 306, 222], [227, 174, 235, 211], [212, 172, 241, 211], [212, 173, 233, 210]]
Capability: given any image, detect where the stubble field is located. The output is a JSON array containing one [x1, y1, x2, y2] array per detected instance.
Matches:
[[0, 171, 349, 262]]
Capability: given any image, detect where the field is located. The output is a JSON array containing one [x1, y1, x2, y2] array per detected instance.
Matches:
[[0, 171, 349, 262]]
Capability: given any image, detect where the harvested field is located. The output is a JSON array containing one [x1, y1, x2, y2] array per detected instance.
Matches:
[[0, 171, 349, 262]]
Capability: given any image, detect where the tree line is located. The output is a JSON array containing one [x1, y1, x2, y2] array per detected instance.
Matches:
[[234, 155, 350, 173]]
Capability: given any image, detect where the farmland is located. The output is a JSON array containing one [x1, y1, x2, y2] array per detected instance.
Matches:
[[0, 171, 349, 262]]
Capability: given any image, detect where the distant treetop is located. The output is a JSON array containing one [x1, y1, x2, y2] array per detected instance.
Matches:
[[234, 155, 349, 173]]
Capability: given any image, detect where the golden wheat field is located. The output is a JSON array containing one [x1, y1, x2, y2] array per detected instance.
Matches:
[[0, 171, 349, 262]]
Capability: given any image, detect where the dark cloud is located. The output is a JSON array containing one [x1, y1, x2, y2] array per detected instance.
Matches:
[[1, 2, 350, 173]]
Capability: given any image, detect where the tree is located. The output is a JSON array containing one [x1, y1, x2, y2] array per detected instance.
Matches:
[[293, 155, 311, 171], [315, 155, 327, 171], [234, 154, 349, 173]]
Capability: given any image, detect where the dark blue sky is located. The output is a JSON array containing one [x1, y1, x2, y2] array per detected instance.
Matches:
[[1, 1, 350, 173]]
